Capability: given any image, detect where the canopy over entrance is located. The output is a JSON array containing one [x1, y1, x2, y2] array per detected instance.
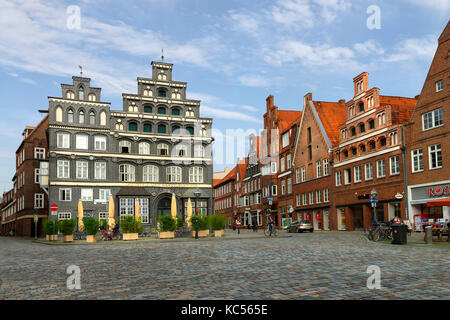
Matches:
[[426, 197, 450, 207]]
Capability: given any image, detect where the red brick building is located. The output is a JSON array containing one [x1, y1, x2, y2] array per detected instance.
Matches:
[[332, 73, 417, 231], [406, 21, 450, 229], [1, 189, 16, 235], [14, 115, 49, 237], [260, 95, 302, 229], [293, 93, 347, 231], [213, 158, 247, 228]]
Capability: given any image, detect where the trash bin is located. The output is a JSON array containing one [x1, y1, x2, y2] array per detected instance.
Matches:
[[391, 223, 408, 245]]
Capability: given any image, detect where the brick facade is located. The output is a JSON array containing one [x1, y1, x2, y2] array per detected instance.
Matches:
[[406, 21, 450, 228]]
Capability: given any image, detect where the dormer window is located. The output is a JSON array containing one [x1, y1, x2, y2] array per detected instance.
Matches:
[[157, 72, 167, 81], [66, 91, 75, 99], [358, 102, 364, 112], [78, 86, 84, 100], [171, 90, 181, 99], [186, 108, 195, 117], [88, 93, 96, 102], [143, 86, 153, 97]]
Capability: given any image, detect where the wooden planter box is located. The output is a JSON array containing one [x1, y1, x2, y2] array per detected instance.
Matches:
[[46, 235, 51, 241], [159, 231, 175, 239], [63, 235, 73, 242], [214, 230, 224, 237], [51, 234, 59, 241], [86, 235, 97, 243], [192, 230, 209, 238], [123, 233, 138, 241]]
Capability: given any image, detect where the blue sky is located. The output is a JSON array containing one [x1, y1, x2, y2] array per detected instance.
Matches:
[[0, 0, 449, 191]]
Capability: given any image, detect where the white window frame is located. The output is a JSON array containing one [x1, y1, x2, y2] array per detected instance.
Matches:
[[167, 166, 182, 183], [139, 142, 151, 155], [335, 171, 342, 186], [34, 168, 40, 184], [143, 165, 159, 182], [301, 166, 306, 182], [189, 167, 203, 183], [411, 149, 424, 173], [98, 189, 111, 202], [323, 159, 329, 176], [436, 80, 443, 92], [316, 161, 322, 178], [81, 188, 93, 201], [59, 188, 72, 201], [344, 168, 351, 185], [377, 159, 386, 178], [95, 162, 106, 180], [58, 212, 71, 220], [94, 136, 107, 151], [34, 193, 44, 209], [422, 108, 444, 131], [34, 147, 45, 159], [428, 144, 442, 170], [119, 164, 136, 182], [57, 133, 70, 149], [76, 160, 89, 179], [365, 162, 373, 180], [354, 166, 362, 183], [57, 159, 70, 179], [390, 156, 400, 175], [324, 189, 329, 203]]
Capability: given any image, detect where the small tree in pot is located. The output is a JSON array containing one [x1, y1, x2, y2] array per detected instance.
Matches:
[[120, 216, 142, 240], [189, 215, 210, 238], [44, 220, 56, 241], [84, 217, 100, 243], [60, 219, 76, 242], [210, 214, 226, 237], [159, 215, 176, 239]]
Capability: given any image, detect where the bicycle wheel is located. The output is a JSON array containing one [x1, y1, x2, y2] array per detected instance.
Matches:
[[264, 228, 271, 237], [272, 228, 278, 236], [373, 229, 381, 241]]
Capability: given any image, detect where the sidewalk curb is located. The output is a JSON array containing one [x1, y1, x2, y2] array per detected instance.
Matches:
[[31, 234, 293, 246]]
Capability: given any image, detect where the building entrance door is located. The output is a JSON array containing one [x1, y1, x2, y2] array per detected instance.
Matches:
[[353, 206, 364, 230], [157, 197, 172, 220]]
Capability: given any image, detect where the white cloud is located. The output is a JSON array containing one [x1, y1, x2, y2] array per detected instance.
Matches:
[[384, 36, 437, 63], [0, 0, 224, 95], [229, 12, 261, 36], [402, 0, 450, 13], [265, 40, 358, 70], [266, 0, 351, 29], [238, 74, 271, 88], [201, 105, 262, 124], [354, 40, 385, 55]]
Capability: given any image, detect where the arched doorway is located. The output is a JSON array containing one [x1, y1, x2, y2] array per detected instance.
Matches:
[[157, 196, 172, 217]]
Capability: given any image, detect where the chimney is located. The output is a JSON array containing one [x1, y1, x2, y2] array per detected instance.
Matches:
[[303, 93, 312, 108], [339, 99, 346, 105]]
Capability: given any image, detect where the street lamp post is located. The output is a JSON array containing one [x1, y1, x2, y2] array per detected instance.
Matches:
[[194, 189, 201, 239], [371, 188, 378, 223]]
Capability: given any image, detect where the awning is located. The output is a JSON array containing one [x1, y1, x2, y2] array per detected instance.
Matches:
[[426, 197, 450, 207]]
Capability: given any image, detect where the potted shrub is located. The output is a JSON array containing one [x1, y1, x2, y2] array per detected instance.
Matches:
[[44, 219, 54, 241], [120, 216, 142, 240], [84, 217, 100, 243], [159, 215, 176, 239], [190, 215, 210, 238], [210, 214, 226, 237], [60, 219, 76, 242]]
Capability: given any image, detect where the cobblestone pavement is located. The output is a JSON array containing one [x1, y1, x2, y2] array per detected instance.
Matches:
[[0, 231, 448, 300]]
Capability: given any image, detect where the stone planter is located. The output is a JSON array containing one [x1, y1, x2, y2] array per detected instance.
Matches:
[[86, 235, 97, 243], [214, 230, 224, 237], [192, 230, 209, 238], [63, 235, 73, 242], [123, 233, 138, 241], [159, 231, 175, 239]]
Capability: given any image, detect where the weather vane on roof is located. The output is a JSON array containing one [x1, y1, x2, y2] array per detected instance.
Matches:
[[78, 65, 83, 76], [161, 48, 164, 62]]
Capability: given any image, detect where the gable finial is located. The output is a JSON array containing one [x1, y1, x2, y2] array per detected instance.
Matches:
[[161, 48, 164, 62], [78, 65, 83, 76]]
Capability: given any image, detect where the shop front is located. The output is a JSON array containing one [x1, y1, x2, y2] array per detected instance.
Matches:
[[408, 181, 450, 231]]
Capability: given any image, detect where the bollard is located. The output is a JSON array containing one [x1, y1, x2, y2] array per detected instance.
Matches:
[[424, 226, 432, 244]]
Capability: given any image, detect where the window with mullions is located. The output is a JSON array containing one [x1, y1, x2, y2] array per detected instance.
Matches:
[[157, 143, 169, 156], [143, 123, 152, 133], [143, 165, 159, 182], [144, 106, 152, 113], [166, 166, 182, 183], [119, 198, 134, 217], [429, 144, 442, 169], [171, 108, 180, 116], [119, 164, 135, 182], [129, 122, 138, 132], [158, 124, 167, 134], [422, 108, 444, 131], [157, 107, 166, 115]]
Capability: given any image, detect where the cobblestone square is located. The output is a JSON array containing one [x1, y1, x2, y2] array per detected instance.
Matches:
[[0, 231, 448, 300]]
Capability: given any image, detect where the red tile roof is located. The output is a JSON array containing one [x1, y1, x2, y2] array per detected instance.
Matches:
[[379, 95, 417, 125], [278, 110, 302, 132], [312, 101, 347, 148]]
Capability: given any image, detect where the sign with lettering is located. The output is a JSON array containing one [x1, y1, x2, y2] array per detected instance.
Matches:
[[427, 185, 450, 197]]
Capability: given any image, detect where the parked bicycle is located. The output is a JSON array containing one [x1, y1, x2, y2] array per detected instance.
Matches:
[[98, 224, 122, 240], [366, 222, 392, 241]]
